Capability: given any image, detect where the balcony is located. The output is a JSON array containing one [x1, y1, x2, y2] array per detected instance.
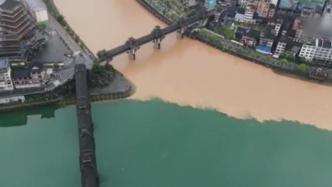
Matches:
[[0, 12, 28, 24]]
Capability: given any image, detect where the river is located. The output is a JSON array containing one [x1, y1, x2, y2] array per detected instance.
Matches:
[[54, 0, 332, 130], [1, 0, 332, 186], [1, 100, 332, 187]]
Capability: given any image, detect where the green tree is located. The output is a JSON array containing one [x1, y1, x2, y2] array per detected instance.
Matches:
[[297, 63, 308, 73], [280, 58, 289, 64]]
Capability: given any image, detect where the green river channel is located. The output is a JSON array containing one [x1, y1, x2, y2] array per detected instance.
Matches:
[[0, 99, 332, 187]]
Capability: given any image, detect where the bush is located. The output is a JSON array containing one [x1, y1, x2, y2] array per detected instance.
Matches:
[[296, 63, 308, 73], [56, 15, 66, 25], [280, 58, 289, 64]]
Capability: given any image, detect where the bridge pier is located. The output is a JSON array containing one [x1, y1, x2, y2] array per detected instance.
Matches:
[[151, 26, 164, 50], [127, 49, 137, 60], [152, 38, 162, 49], [177, 27, 186, 39], [176, 18, 187, 39], [126, 37, 140, 61]]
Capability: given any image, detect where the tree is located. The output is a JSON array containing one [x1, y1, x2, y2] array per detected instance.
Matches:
[[297, 63, 308, 73], [280, 58, 289, 64], [56, 15, 65, 25]]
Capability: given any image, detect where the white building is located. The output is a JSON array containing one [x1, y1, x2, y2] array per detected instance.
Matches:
[[235, 6, 256, 24], [321, 2, 332, 36], [299, 39, 332, 62], [0, 58, 14, 91], [274, 41, 287, 56], [24, 0, 48, 25]]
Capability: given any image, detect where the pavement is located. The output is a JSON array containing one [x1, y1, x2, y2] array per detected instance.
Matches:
[[48, 14, 93, 69]]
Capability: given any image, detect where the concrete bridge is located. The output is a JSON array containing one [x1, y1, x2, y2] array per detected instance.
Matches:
[[97, 9, 215, 62]]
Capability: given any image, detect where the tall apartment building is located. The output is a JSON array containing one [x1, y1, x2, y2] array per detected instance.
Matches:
[[299, 38, 332, 62], [257, 0, 270, 17], [0, 0, 36, 58], [256, 0, 276, 18], [0, 58, 13, 91], [24, 0, 48, 25], [321, 1, 332, 36]]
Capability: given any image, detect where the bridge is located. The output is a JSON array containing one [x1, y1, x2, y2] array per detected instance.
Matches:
[[73, 8, 215, 187], [75, 64, 99, 187], [97, 9, 215, 62]]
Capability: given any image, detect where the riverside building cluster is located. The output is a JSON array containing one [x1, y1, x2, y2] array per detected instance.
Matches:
[[0, 0, 48, 92], [181, 0, 332, 66], [0, 0, 79, 105]]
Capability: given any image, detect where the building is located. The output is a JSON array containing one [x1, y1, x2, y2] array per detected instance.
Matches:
[[0, 58, 14, 91], [274, 40, 287, 55], [256, 0, 271, 18], [256, 28, 275, 54], [205, 0, 216, 10], [0, 0, 36, 58], [24, 0, 48, 26], [235, 4, 256, 23], [321, 1, 332, 36], [299, 38, 332, 62], [299, 42, 316, 61], [273, 36, 301, 57], [12, 63, 48, 89], [242, 28, 260, 48]]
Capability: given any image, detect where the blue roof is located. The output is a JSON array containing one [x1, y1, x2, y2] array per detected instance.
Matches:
[[0, 58, 9, 69], [256, 45, 272, 53]]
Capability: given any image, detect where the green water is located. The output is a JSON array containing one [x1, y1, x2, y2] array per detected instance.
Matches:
[[1, 100, 332, 187]]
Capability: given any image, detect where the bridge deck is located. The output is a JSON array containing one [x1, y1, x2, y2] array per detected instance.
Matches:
[[75, 64, 99, 187], [97, 9, 212, 62]]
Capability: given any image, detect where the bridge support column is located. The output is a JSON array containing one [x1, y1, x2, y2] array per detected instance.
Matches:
[[126, 37, 139, 61], [127, 49, 137, 60], [153, 38, 162, 49], [151, 26, 164, 50], [177, 28, 186, 39]]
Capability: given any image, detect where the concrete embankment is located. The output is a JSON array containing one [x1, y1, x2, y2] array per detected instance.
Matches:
[[0, 98, 61, 112]]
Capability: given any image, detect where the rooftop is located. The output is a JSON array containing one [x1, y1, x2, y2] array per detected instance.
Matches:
[[317, 38, 332, 48], [24, 0, 46, 10], [12, 62, 44, 79], [0, 58, 9, 69], [0, 0, 20, 11]]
